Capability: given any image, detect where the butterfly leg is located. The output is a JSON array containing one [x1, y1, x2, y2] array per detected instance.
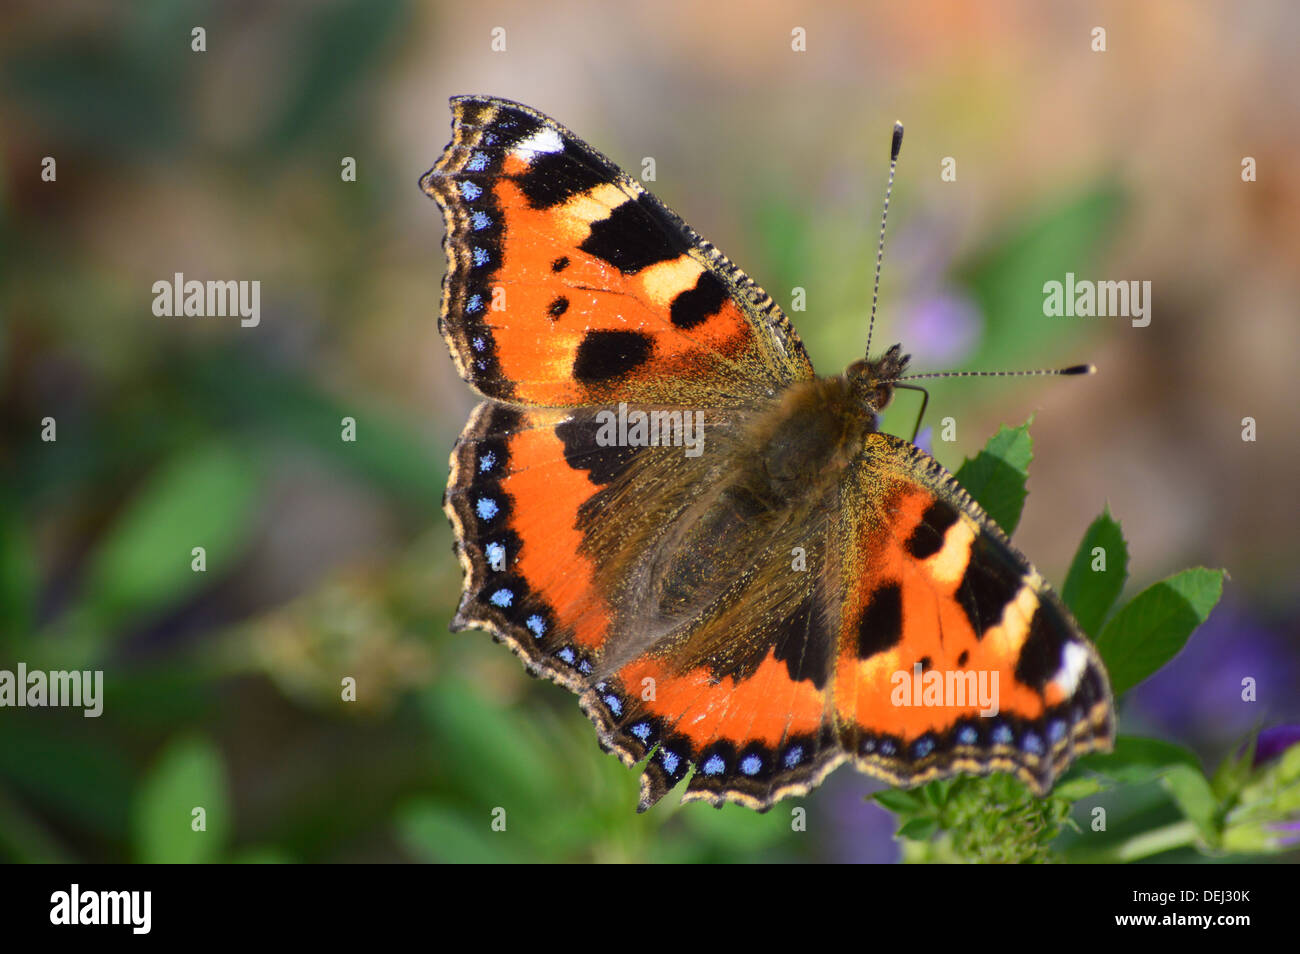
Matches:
[[893, 382, 930, 444]]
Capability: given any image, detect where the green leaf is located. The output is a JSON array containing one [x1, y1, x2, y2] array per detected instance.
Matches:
[[1161, 765, 1219, 841], [1062, 508, 1129, 636], [921, 779, 950, 808], [1094, 568, 1225, 694], [954, 422, 1033, 534], [1077, 735, 1203, 785], [1211, 738, 1257, 802], [896, 817, 938, 841], [78, 441, 260, 637], [133, 736, 229, 864], [1051, 777, 1105, 802], [872, 789, 927, 815]]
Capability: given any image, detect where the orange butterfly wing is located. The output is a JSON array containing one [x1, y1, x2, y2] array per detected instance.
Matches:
[[421, 95, 813, 409], [832, 433, 1113, 795]]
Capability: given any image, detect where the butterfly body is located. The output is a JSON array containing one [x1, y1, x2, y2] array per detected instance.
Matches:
[[424, 95, 1114, 812]]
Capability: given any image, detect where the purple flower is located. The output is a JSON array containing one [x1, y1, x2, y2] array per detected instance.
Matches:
[[1127, 597, 1300, 752], [897, 290, 981, 368], [813, 772, 901, 863], [1270, 819, 1300, 847], [1251, 725, 1300, 766]]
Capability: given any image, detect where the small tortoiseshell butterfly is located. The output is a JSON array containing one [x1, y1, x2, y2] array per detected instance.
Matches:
[[421, 95, 1115, 812]]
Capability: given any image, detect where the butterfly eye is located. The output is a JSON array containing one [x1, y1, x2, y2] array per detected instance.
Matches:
[[846, 360, 887, 409], [870, 383, 896, 412]]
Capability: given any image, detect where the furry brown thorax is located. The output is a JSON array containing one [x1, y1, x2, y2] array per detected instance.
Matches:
[[733, 344, 912, 513]]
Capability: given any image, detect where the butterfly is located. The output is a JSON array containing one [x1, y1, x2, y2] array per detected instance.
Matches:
[[421, 95, 1115, 812]]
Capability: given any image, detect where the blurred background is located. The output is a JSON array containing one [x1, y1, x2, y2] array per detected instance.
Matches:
[[1, 0, 1297, 862]]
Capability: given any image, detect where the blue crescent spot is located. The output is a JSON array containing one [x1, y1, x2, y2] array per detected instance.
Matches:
[[912, 737, 935, 759], [702, 755, 725, 776], [489, 588, 513, 608], [879, 740, 897, 756], [740, 754, 762, 776], [630, 722, 651, 741], [485, 542, 506, 569], [459, 180, 482, 200], [471, 211, 491, 231], [578, 658, 593, 675], [860, 738, 877, 754], [992, 724, 1014, 746], [957, 726, 979, 746], [467, 295, 484, 315], [557, 647, 576, 665], [466, 152, 489, 172], [1048, 720, 1067, 743], [476, 497, 499, 520], [472, 247, 490, 267], [660, 750, 680, 774], [783, 746, 803, 769], [525, 614, 545, 637], [479, 450, 497, 472], [603, 693, 622, 716], [1023, 732, 1044, 755]]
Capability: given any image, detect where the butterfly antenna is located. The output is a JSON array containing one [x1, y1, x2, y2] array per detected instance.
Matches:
[[865, 121, 904, 361], [891, 364, 1096, 383], [886, 365, 1094, 443]]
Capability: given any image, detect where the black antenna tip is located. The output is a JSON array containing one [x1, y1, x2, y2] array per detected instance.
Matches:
[[891, 122, 904, 161], [1062, 364, 1095, 375]]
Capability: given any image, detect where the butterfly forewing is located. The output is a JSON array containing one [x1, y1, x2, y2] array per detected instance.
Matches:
[[422, 95, 814, 410]]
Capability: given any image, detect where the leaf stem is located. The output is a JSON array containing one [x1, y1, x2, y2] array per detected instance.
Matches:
[[1076, 820, 1199, 863]]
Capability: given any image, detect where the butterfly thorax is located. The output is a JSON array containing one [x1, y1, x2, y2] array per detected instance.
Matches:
[[726, 343, 911, 515]]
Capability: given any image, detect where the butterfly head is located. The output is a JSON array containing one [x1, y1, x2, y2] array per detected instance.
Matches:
[[847, 343, 911, 414]]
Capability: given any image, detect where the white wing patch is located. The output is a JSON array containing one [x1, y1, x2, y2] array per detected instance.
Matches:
[[1054, 641, 1090, 695], [514, 126, 564, 158]]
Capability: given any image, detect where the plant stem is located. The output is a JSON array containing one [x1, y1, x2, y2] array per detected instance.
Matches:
[[1075, 820, 1199, 863]]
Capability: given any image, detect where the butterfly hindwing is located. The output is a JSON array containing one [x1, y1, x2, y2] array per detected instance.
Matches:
[[833, 433, 1114, 794], [422, 95, 814, 410], [445, 396, 758, 712]]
